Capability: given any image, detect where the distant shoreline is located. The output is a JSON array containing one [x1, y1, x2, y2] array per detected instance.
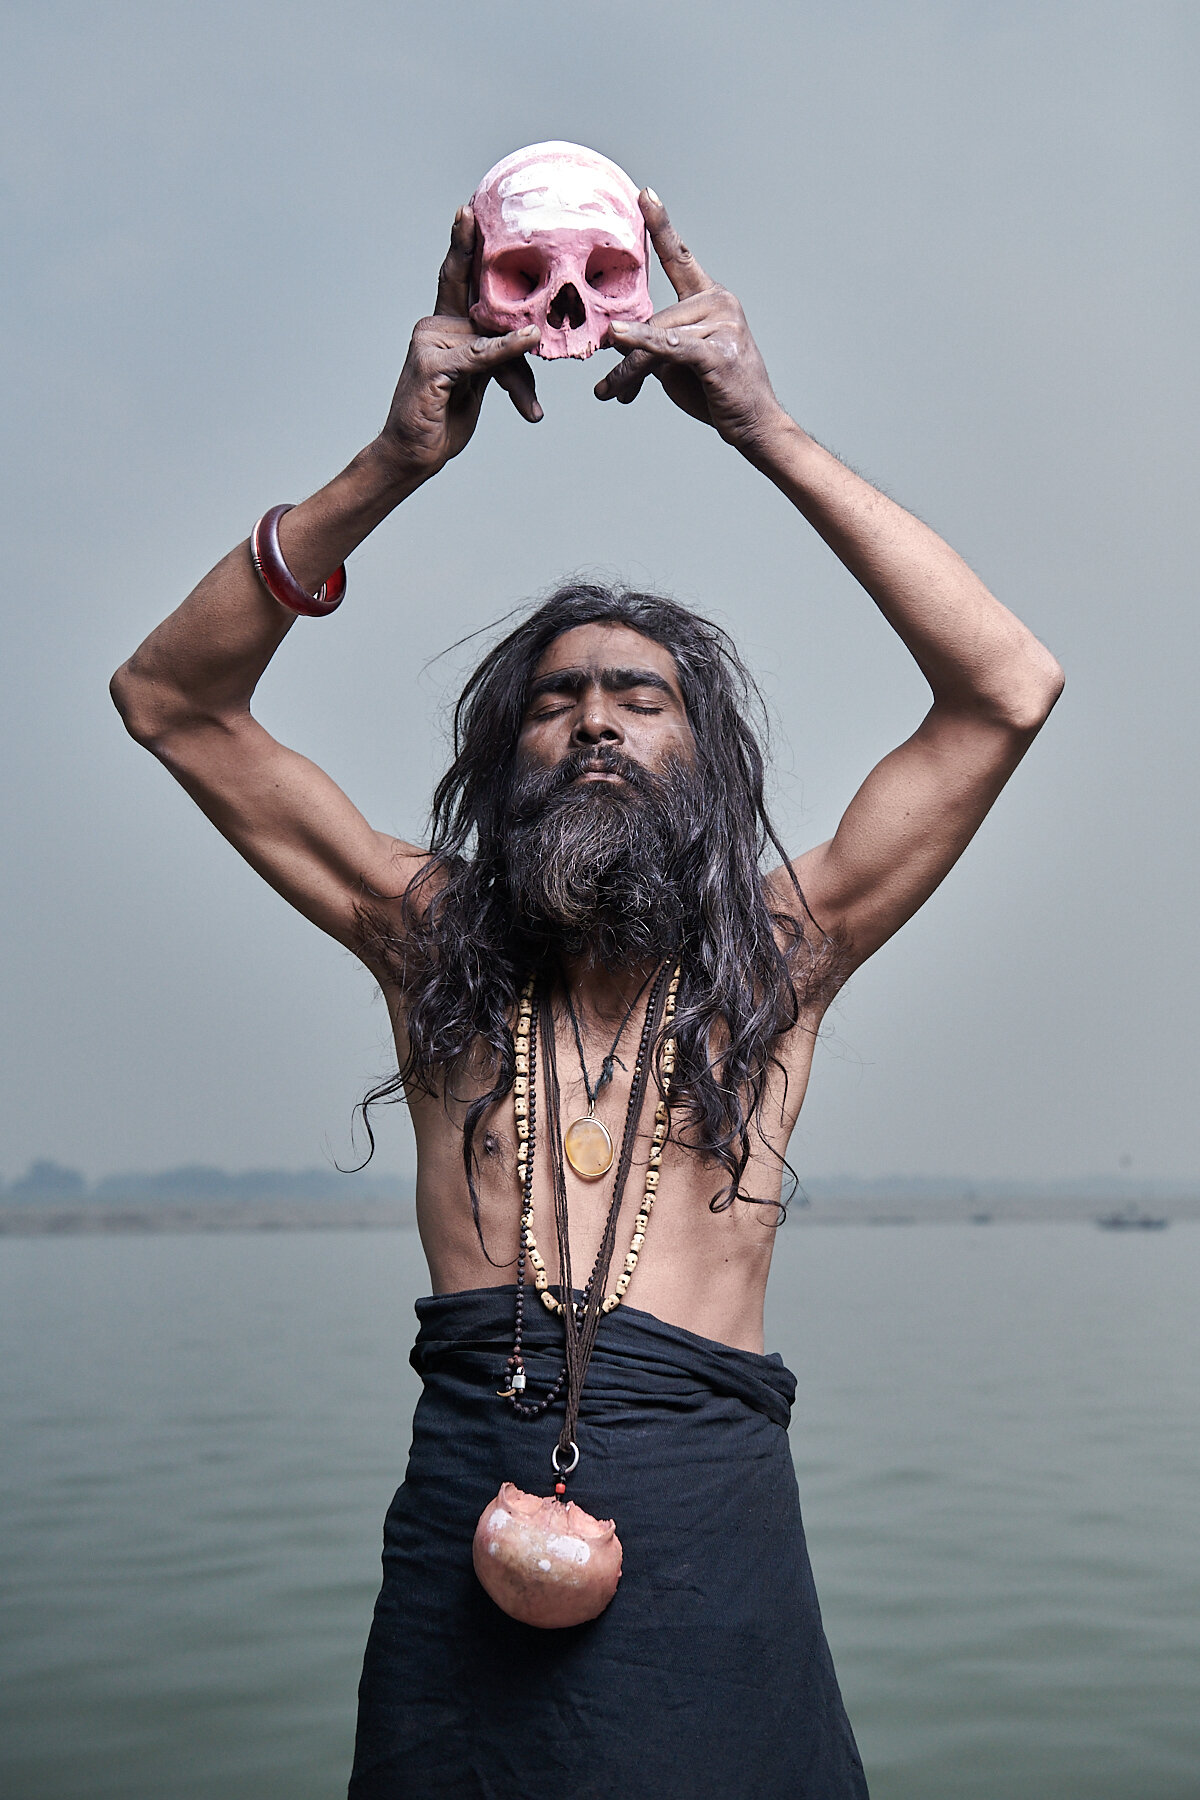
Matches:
[[7, 1161, 1196, 1234], [2, 1195, 1197, 1236], [0, 1200, 415, 1236]]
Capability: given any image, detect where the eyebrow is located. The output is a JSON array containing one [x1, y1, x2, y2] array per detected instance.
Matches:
[[526, 666, 677, 703]]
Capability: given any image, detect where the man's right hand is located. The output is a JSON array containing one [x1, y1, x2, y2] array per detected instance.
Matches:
[[377, 207, 543, 480], [112, 206, 545, 966]]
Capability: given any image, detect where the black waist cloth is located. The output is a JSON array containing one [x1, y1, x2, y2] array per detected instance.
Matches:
[[350, 1285, 868, 1800]]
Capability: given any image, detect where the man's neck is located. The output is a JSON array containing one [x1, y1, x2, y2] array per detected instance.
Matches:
[[557, 952, 662, 1028]]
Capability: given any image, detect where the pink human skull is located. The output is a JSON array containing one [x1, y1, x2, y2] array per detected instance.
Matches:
[[473, 1483, 623, 1627], [470, 141, 653, 361]]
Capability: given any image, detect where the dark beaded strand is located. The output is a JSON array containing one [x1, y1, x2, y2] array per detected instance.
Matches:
[[504, 984, 569, 1417], [502, 964, 676, 1418]]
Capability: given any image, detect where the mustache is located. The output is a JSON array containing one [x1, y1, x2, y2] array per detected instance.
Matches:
[[504, 745, 666, 823]]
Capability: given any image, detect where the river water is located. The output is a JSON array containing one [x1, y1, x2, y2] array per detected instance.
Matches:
[[2, 1223, 1197, 1799]]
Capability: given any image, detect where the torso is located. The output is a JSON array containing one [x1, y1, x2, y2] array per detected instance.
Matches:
[[386, 979, 828, 1356]]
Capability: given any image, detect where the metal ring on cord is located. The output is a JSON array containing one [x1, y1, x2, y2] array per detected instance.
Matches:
[[551, 1440, 580, 1476]]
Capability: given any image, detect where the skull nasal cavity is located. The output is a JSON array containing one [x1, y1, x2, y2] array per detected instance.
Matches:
[[547, 283, 587, 331]]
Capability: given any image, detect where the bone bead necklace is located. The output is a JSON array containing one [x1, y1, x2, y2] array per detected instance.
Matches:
[[502, 962, 680, 1414]]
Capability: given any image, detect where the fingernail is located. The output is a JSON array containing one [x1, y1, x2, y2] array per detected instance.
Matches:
[[644, 187, 661, 207]]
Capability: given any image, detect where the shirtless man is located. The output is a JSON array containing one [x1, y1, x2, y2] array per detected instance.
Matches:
[[112, 194, 1062, 1799]]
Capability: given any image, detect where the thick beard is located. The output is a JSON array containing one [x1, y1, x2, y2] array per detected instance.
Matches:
[[500, 746, 703, 967]]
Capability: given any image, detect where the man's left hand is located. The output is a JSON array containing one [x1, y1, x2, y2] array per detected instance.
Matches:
[[594, 192, 786, 457]]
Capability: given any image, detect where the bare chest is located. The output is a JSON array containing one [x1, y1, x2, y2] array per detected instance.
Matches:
[[404, 1012, 821, 1353]]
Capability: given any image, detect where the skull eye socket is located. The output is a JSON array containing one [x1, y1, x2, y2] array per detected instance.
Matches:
[[584, 249, 641, 297], [487, 250, 548, 303]]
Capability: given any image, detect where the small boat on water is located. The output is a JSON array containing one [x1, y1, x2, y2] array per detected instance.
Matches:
[[1096, 1207, 1169, 1231]]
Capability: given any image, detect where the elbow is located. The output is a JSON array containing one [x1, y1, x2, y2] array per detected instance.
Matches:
[[968, 637, 1063, 737], [110, 661, 153, 746], [109, 660, 192, 751], [1002, 648, 1065, 736]]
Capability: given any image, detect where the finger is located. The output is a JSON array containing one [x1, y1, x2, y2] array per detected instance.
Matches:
[[434, 206, 476, 317], [452, 324, 541, 373], [605, 291, 711, 337], [638, 189, 714, 299], [615, 364, 655, 406], [600, 317, 701, 371], [595, 311, 716, 401], [594, 343, 659, 404], [607, 319, 689, 352], [491, 356, 543, 424], [644, 290, 716, 329]]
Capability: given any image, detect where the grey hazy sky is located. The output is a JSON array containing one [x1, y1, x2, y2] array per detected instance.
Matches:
[[1, 0, 1196, 1184]]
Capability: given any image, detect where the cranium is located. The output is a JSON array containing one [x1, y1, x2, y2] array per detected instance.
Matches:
[[469, 141, 653, 361], [473, 1483, 623, 1627]]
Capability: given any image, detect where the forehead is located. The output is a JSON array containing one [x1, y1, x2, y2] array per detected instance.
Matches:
[[475, 142, 642, 246], [531, 624, 683, 689]]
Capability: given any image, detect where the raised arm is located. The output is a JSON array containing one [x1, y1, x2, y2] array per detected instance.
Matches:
[[596, 193, 1064, 971], [111, 210, 541, 951]]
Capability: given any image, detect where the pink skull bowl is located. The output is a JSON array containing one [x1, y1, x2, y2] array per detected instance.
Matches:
[[473, 1482, 624, 1627], [469, 141, 654, 361]]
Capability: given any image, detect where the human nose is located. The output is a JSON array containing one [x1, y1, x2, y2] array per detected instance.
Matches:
[[570, 690, 623, 745]]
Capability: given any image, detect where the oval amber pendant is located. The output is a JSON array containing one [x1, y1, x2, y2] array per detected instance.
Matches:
[[563, 1116, 614, 1178]]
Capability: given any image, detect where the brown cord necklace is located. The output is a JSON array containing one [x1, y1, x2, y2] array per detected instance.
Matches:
[[559, 965, 656, 1178], [472, 961, 681, 1628]]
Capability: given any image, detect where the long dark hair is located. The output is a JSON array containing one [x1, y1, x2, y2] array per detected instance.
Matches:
[[354, 581, 841, 1232]]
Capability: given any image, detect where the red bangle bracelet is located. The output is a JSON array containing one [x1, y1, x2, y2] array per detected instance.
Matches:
[[250, 505, 347, 616]]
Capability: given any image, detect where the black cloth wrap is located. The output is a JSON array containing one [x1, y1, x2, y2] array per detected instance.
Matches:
[[349, 1285, 868, 1800]]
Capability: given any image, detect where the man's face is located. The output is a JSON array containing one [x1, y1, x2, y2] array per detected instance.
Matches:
[[503, 623, 700, 962], [516, 624, 695, 781]]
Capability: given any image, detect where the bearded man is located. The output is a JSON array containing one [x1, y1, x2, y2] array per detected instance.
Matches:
[[112, 193, 1063, 1800]]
